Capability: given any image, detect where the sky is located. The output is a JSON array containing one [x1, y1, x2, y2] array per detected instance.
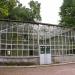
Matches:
[[19, 0, 63, 24]]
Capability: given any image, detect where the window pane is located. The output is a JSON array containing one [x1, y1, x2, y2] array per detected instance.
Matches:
[[6, 50, 11, 56], [29, 50, 33, 56], [23, 50, 28, 56], [34, 50, 38, 56], [40, 46, 45, 54], [24, 45, 28, 49], [7, 45, 11, 49], [18, 45, 22, 49], [1, 33, 6, 39], [7, 33, 12, 40], [12, 45, 17, 49], [29, 45, 33, 49], [1, 39, 6, 43], [1, 44, 6, 49], [12, 50, 17, 56], [46, 46, 50, 54], [18, 50, 22, 56], [34, 45, 38, 49], [0, 50, 5, 56]]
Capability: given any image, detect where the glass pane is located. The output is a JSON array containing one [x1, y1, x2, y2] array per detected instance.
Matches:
[[18, 50, 22, 56], [7, 33, 12, 40], [12, 40, 17, 44], [0, 50, 5, 56], [23, 34, 28, 40], [6, 50, 11, 56], [46, 39, 50, 44], [34, 50, 38, 56], [12, 50, 17, 56], [12, 33, 18, 40], [46, 46, 50, 54], [7, 45, 11, 49], [24, 45, 28, 49], [23, 50, 28, 56], [29, 50, 33, 56], [12, 45, 17, 49], [1, 44, 6, 49], [23, 40, 28, 44], [29, 39, 33, 44], [18, 45, 22, 49], [34, 45, 38, 49], [29, 45, 33, 49], [39, 39, 43, 44], [29, 25, 33, 33], [1, 33, 6, 39], [7, 40, 11, 44], [40, 46, 45, 54], [1, 39, 6, 43]]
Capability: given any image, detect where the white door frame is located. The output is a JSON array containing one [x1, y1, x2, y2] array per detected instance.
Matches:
[[39, 45, 51, 64]]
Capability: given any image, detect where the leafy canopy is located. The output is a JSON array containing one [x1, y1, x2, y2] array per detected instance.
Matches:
[[0, 0, 41, 22], [60, 0, 75, 27]]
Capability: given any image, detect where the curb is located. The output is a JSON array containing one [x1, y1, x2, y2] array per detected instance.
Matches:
[[0, 62, 75, 68]]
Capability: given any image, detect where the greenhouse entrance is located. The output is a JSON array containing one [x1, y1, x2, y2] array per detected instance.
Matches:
[[40, 46, 51, 64]]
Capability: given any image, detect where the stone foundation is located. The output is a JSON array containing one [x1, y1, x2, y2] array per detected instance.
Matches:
[[0, 57, 39, 64], [52, 55, 75, 63]]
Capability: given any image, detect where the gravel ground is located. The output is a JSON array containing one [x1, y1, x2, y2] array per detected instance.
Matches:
[[0, 64, 75, 75]]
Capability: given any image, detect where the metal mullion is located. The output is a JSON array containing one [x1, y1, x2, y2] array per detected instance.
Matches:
[[10, 24, 13, 56], [44, 26, 46, 45], [12, 26, 13, 56], [50, 27, 52, 55], [0, 34, 1, 55], [0, 24, 2, 54], [21, 26, 23, 56], [0, 33, 1, 56], [72, 31, 75, 54], [33, 24, 34, 56], [5, 24, 8, 56], [28, 24, 29, 56], [49, 26, 51, 54], [22, 25, 24, 57], [17, 25, 18, 57], [38, 24, 40, 57], [61, 29, 63, 56], [71, 30, 73, 54], [61, 28, 64, 62], [43, 26, 44, 45], [57, 27, 60, 55], [68, 31, 70, 55], [64, 29, 67, 55], [54, 26, 56, 56], [11, 26, 13, 56]]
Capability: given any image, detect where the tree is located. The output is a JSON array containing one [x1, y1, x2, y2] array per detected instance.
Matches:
[[0, 0, 17, 19], [0, 0, 41, 22], [29, 0, 41, 21], [8, 0, 41, 21], [60, 0, 75, 27], [0, 0, 8, 17]]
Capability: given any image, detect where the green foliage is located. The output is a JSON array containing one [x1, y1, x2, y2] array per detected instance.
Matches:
[[0, 0, 41, 22], [0, 0, 8, 17], [29, 1, 41, 21], [60, 0, 75, 27]]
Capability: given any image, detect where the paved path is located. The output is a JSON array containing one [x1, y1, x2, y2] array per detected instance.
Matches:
[[0, 64, 75, 75]]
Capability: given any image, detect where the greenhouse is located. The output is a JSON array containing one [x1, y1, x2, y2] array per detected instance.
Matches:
[[0, 21, 75, 64]]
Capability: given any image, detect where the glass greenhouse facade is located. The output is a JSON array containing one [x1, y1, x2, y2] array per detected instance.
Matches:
[[0, 21, 75, 64]]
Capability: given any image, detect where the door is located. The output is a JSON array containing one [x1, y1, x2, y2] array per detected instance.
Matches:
[[40, 46, 51, 64], [40, 46, 45, 64]]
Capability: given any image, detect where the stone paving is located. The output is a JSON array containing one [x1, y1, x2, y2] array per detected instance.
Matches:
[[0, 64, 75, 75]]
